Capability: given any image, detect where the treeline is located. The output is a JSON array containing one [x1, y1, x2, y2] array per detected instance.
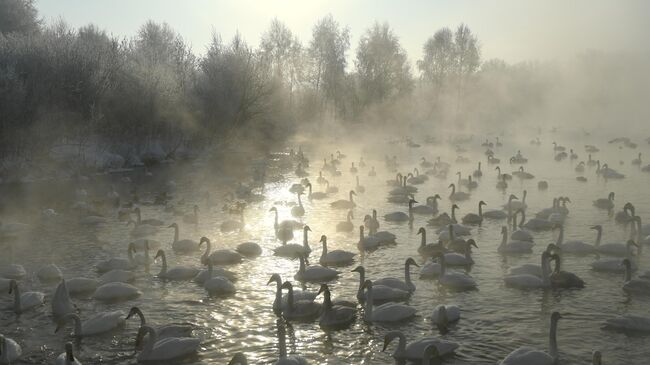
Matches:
[[0, 0, 556, 164]]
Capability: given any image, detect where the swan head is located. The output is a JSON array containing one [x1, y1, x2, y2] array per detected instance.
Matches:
[[7, 279, 17, 294], [126, 307, 143, 320], [509, 194, 518, 201], [405, 257, 419, 268], [361, 279, 373, 290], [467, 239, 478, 249], [433, 194, 441, 200], [199, 237, 210, 246], [626, 240, 639, 249], [267, 274, 281, 286], [417, 227, 425, 235], [167, 223, 178, 229], [590, 225, 602, 231], [546, 243, 560, 254], [501, 226, 508, 234], [228, 352, 248, 365], [479, 201, 486, 207], [280, 281, 293, 290], [304, 225, 311, 232], [363, 215, 372, 222], [409, 199, 418, 205], [551, 311, 563, 323], [135, 325, 154, 349], [592, 350, 602, 365], [452, 204, 459, 210], [448, 183, 455, 189], [319, 235, 327, 244], [316, 283, 330, 296], [381, 331, 405, 353], [153, 249, 165, 260], [269, 207, 277, 213], [351, 266, 365, 275]]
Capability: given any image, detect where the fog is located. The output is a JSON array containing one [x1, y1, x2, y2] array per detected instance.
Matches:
[[2, 1, 650, 364]]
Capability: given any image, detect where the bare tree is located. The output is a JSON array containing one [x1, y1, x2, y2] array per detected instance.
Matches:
[[259, 18, 304, 104], [453, 23, 480, 116]]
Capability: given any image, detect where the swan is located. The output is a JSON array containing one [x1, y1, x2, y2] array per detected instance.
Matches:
[[54, 343, 81, 365], [437, 254, 477, 290], [498, 226, 535, 254], [99, 269, 135, 284], [294, 255, 339, 283], [96, 242, 138, 273], [504, 192, 526, 211], [473, 162, 482, 177], [621, 258, 650, 295], [448, 183, 470, 201], [357, 226, 381, 250], [603, 314, 650, 333], [591, 241, 638, 272], [194, 261, 237, 284], [421, 157, 434, 168], [133, 207, 165, 226], [633, 152, 644, 165], [382, 331, 459, 362], [279, 281, 321, 321], [408, 168, 428, 184], [431, 304, 461, 330], [364, 210, 380, 234], [411, 195, 440, 215], [289, 182, 305, 194], [182, 205, 199, 224], [504, 252, 551, 289], [268, 274, 316, 317], [600, 163, 625, 179], [155, 250, 199, 281], [135, 325, 200, 362], [0, 264, 26, 280], [384, 199, 417, 222], [306, 182, 327, 200], [290, 192, 305, 217], [556, 224, 597, 254], [427, 204, 458, 227], [93, 282, 141, 302], [553, 141, 566, 152], [351, 266, 410, 302], [325, 180, 339, 194], [575, 161, 585, 172], [126, 307, 193, 340], [614, 202, 635, 224], [37, 263, 63, 283], [336, 210, 354, 232], [128, 219, 159, 237], [361, 280, 416, 322], [52, 280, 75, 318], [8, 280, 45, 313], [496, 174, 508, 190], [444, 240, 477, 266], [317, 284, 356, 329], [595, 227, 637, 256], [55, 311, 125, 336], [462, 201, 485, 225], [512, 166, 534, 179], [330, 190, 356, 209], [495, 166, 512, 180], [499, 312, 562, 365], [199, 237, 243, 265], [355, 176, 365, 193], [594, 192, 615, 210], [274, 225, 312, 258], [417, 228, 447, 257], [0, 335, 21, 364], [456, 171, 469, 187], [368, 166, 377, 176], [522, 208, 554, 231], [508, 244, 558, 277], [374, 258, 418, 292], [168, 223, 199, 253], [203, 262, 236, 295], [549, 254, 585, 288], [511, 209, 534, 241], [319, 235, 355, 266], [389, 177, 418, 195], [270, 207, 300, 244]]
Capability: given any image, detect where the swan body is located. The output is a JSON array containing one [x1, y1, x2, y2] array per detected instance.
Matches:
[[1, 264, 26, 280], [374, 258, 418, 292], [0, 335, 21, 364], [54, 343, 81, 365], [168, 223, 199, 253], [437, 255, 477, 290], [280, 281, 321, 321], [318, 284, 356, 329], [448, 183, 470, 201], [383, 331, 459, 361], [96, 243, 137, 272], [155, 250, 199, 281], [330, 190, 356, 209], [499, 227, 535, 254], [37, 263, 63, 283], [358, 226, 381, 250], [52, 280, 75, 318], [236, 241, 262, 257], [419, 259, 442, 278], [431, 304, 461, 327], [295, 256, 339, 282], [622, 259, 650, 295], [204, 274, 236, 295], [594, 192, 615, 210], [504, 252, 550, 289], [319, 236, 355, 266], [199, 237, 243, 265], [603, 315, 650, 333], [93, 282, 141, 302], [135, 325, 200, 362], [8, 280, 45, 313], [499, 312, 561, 365], [274, 226, 312, 258], [99, 269, 135, 284], [56, 311, 125, 336], [362, 280, 416, 322], [352, 266, 410, 302]]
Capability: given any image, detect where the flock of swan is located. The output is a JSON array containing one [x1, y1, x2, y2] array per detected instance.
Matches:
[[1, 134, 650, 364]]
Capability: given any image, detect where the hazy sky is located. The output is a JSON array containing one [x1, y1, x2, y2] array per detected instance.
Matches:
[[37, 0, 649, 65]]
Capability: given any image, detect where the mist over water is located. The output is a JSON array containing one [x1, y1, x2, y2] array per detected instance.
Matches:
[[2, 1, 650, 364]]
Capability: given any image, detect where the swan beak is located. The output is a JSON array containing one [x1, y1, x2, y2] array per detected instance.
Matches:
[[381, 338, 390, 352]]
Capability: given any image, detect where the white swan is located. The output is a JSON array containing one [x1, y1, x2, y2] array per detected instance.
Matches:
[[595, 226, 636, 256], [357, 225, 381, 251], [448, 183, 470, 201], [126, 307, 193, 339], [499, 312, 562, 365], [155, 250, 199, 281], [330, 190, 356, 209], [1, 264, 26, 280], [437, 254, 477, 290], [508, 245, 558, 277], [199, 237, 243, 265], [549, 253, 585, 288], [317, 284, 356, 329], [92, 282, 141, 302], [290, 192, 305, 217], [431, 304, 461, 329], [461, 201, 485, 224], [54, 343, 81, 365], [427, 204, 458, 227], [306, 182, 327, 200], [128, 219, 159, 237], [382, 330, 459, 362], [168, 223, 199, 253], [336, 210, 354, 232], [603, 314, 650, 333], [8, 280, 45, 313], [319, 235, 355, 266], [55, 311, 125, 336], [274, 226, 312, 258], [135, 325, 200, 362], [0, 335, 21, 364], [511, 209, 534, 242], [444, 240, 477, 266], [375, 258, 418, 292], [416, 227, 447, 257], [352, 266, 410, 302], [498, 226, 534, 254], [294, 256, 339, 282], [279, 281, 321, 321], [419, 258, 443, 279], [364, 210, 380, 234], [52, 279, 75, 318], [37, 263, 63, 283], [65, 277, 99, 295], [622, 258, 650, 295], [203, 262, 236, 295], [268, 274, 316, 317], [503, 191, 527, 211], [96, 242, 137, 272], [99, 269, 135, 284], [362, 280, 416, 322], [504, 252, 550, 289], [594, 192, 615, 210], [270, 207, 301, 244]]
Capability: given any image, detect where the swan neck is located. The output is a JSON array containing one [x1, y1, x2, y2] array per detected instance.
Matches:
[[420, 231, 426, 247], [557, 226, 564, 245], [303, 229, 309, 248], [404, 263, 412, 287], [541, 255, 550, 285], [173, 225, 179, 243], [595, 229, 602, 246], [71, 314, 82, 336], [13, 283, 20, 313], [286, 285, 294, 312], [202, 240, 211, 262], [625, 264, 632, 282], [159, 252, 167, 276], [478, 204, 483, 217], [549, 318, 559, 359], [364, 286, 373, 319], [142, 326, 156, 358], [500, 229, 507, 248]]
